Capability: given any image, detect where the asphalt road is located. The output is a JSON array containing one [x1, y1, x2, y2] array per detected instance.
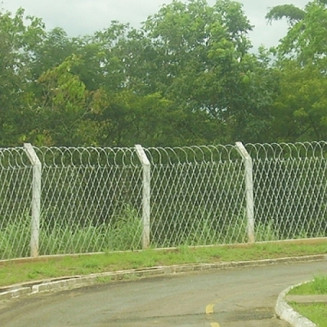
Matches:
[[0, 260, 326, 327]]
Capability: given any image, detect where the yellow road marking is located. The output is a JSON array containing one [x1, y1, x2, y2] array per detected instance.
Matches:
[[206, 301, 221, 327], [206, 303, 215, 314]]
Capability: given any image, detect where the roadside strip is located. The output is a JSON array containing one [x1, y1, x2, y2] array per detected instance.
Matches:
[[1, 254, 325, 300]]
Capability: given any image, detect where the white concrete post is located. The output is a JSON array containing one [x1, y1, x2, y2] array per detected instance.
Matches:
[[24, 143, 42, 257], [135, 144, 151, 249], [235, 142, 255, 243]]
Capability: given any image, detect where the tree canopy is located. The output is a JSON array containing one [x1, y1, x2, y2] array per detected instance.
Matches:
[[0, 0, 326, 146], [266, 5, 305, 25], [267, 0, 327, 141]]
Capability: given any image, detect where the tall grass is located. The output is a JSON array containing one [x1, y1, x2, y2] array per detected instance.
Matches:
[[0, 207, 324, 260], [0, 221, 31, 258], [182, 213, 280, 246], [40, 205, 143, 255], [0, 206, 143, 259]]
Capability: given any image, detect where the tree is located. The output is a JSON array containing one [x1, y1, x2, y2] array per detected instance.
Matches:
[[271, 61, 327, 141], [0, 8, 46, 145], [266, 4, 305, 25], [31, 27, 78, 81], [83, 12, 230, 146], [141, 0, 275, 142], [34, 55, 90, 145], [267, 0, 327, 141], [268, 0, 327, 66], [0, 2, 283, 146]]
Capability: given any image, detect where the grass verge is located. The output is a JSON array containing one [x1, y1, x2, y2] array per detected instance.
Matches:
[[288, 275, 327, 326], [289, 275, 327, 295], [0, 239, 326, 288], [290, 303, 327, 326]]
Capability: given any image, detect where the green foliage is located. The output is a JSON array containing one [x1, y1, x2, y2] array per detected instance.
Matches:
[[0, 221, 30, 258], [142, 0, 274, 142], [0, 1, 326, 145], [31, 27, 78, 80], [0, 205, 142, 259], [275, 1, 327, 65], [0, 1, 279, 147], [290, 276, 327, 295], [106, 205, 142, 251], [271, 61, 327, 142], [0, 8, 45, 145], [41, 204, 142, 254], [255, 221, 280, 242], [32, 55, 89, 145], [266, 1, 327, 142], [266, 5, 305, 25]]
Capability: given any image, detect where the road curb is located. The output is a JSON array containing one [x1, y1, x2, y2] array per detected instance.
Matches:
[[275, 282, 316, 327]]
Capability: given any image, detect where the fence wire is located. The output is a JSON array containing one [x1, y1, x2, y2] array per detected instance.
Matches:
[[246, 142, 327, 241], [145, 145, 246, 247], [0, 142, 326, 259], [0, 148, 33, 258], [34, 147, 144, 256]]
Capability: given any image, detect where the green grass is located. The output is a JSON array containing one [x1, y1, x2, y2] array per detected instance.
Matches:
[[0, 239, 326, 288], [289, 275, 327, 295], [0, 206, 143, 259], [291, 303, 327, 327], [288, 275, 327, 326], [1, 208, 324, 259]]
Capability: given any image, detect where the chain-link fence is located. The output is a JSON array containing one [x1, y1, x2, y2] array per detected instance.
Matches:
[[0, 147, 33, 258], [145, 145, 247, 247], [0, 142, 326, 259], [248, 142, 327, 241]]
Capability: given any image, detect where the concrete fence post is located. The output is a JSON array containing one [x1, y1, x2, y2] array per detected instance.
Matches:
[[24, 143, 42, 257], [235, 142, 255, 243], [135, 144, 151, 249]]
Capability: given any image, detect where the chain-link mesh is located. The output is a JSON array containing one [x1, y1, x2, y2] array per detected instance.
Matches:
[[246, 142, 327, 241], [145, 146, 247, 247], [0, 142, 326, 259], [0, 147, 33, 258], [34, 147, 144, 256]]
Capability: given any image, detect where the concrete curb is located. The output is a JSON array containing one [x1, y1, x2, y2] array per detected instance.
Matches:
[[275, 282, 316, 327]]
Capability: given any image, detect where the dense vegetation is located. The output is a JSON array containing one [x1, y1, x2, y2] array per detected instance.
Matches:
[[1, 0, 327, 147]]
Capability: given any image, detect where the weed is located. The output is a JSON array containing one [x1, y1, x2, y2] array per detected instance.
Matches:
[[96, 276, 112, 284], [255, 220, 279, 241]]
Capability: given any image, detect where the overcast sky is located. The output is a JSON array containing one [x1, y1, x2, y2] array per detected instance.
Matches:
[[1, 0, 309, 50]]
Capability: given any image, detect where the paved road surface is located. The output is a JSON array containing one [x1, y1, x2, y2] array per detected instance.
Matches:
[[0, 261, 326, 327]]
